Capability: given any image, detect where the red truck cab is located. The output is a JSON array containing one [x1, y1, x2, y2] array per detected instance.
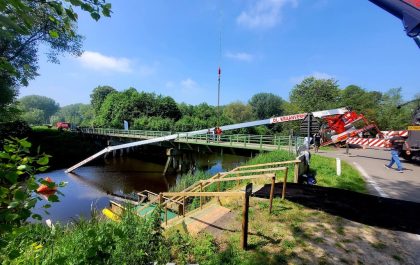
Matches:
[[56, 122, 71, 130]]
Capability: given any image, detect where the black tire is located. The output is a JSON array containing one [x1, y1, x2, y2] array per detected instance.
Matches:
[[401, 152, 413, 161]]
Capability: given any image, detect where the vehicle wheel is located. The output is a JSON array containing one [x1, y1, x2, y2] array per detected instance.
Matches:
[[401, 152, 412, 161]]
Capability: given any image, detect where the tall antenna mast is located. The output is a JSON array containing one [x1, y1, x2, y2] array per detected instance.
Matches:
[[217, 6, 222, 126]]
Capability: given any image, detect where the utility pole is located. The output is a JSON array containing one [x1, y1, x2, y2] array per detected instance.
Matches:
[[217, 66, 221, 125]]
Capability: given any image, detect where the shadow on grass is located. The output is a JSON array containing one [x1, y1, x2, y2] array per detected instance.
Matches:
[[254, 183, 420, 235]]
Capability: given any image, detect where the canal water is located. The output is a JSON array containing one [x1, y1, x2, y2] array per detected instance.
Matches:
[[32, 152, 250, 223]]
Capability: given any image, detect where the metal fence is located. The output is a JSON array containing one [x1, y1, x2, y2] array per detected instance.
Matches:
[[77, 128, 305, 152]]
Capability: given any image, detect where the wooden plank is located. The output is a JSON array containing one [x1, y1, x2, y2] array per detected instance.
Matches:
[[162, 191, 244, 197], [235, 160, 301, 170], [220, 166, 287, 175], [201, 173, 274, 183]]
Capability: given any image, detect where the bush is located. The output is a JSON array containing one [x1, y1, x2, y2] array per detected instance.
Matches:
[[1, 209, 169, 264]]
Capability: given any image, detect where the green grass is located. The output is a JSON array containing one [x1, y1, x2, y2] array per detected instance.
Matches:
[[173, 149, 367, 195], [311, 154, 367, 193]]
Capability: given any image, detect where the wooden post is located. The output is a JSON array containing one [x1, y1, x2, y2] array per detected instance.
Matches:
[[217, 181, 221, 204], [159, 193, 163, 206], [241, 183, 252, 250], [259, 135, 263, 150], [200, 182, 203, 209], [294, 162, 299, 183], [282, 168, 288, 200], [182, 196, 185, 217], [269, 175, 275, 214]]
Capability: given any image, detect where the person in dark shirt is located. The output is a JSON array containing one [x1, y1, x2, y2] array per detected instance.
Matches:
[[314, 133, 321, 153], [385, 134, 411, 173]]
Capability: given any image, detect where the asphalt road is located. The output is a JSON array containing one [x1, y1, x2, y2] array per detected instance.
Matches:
[[318, 147, 420, 203]]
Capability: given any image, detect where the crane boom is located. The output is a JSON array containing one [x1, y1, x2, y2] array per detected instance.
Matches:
[[369, 0, 420, 47], [66, 107, 349, 173]]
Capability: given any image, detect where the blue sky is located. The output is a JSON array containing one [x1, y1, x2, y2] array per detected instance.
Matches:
[[21, 0, 420, 107]]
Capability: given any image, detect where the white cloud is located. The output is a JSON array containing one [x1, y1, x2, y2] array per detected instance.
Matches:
[[225, 51, 254, 62], [78, 51, 132, 73], [180, 78, 199, 92], [237, 0, 298, 29], [167, 78, 203, 95], [290, 71, 334, 84]]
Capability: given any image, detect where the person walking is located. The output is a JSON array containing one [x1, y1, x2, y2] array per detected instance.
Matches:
[[385, 133, 411, 173], [314, 133, 321, 153]]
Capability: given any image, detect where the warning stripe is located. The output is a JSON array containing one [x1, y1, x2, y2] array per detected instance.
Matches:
[[381, 130, 408, 137], [346, 137, 389, 148]]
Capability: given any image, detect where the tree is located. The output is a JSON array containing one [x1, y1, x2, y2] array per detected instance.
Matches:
[[19, 95, 59, 125], [90, 86, 116, 115], [18, 95, 58, 125], [0, 0, 111, 122], [155, 96, 182, 120], [340, 85, 383, 122], [375, 88, 411, 130], [249, 93, 284, 120], [54, 103, 93, 126], [223, 101, 253, 123], [289, 77, 341, 112], [21, 108, 45, 125]]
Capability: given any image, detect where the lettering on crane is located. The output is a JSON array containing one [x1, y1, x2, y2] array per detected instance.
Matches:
[[270, 114, 307, 124]]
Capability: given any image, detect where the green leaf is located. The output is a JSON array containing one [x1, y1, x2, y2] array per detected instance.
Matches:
[[69, 0, 82, 6], [66, 8, 78, 21], [14, 190, 26, 201], [49, 30, 59, 38], [43, 204, 51, 209], [7, 201, 20, 209], [32, 214, 42, 220], [0, 152, 10, 159], [17, 164, 27, 170], [47, 194, 59, 202], [5, 172, 18, 183], [37, 156, 49, 165], [38, 166, 49, 172], [19, 139, 31, 148], [26, 198, 37, 208], [90, 12, 100, 21], [81, 3, 94, 12], [0, 187, 9, 198], [27, 180, 39, 190]]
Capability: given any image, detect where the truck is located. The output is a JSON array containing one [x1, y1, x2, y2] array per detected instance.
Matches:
[[398, 99, 420, 161], [56, 122, 71, 130]]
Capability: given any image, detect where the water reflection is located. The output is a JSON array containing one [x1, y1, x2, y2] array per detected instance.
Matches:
[[32, 153, 249, 223]]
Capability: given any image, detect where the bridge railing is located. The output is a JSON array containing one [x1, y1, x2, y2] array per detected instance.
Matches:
[[79, 128, 172, 138], [78, 127, 305, 150], [177, 133, 305, 150]]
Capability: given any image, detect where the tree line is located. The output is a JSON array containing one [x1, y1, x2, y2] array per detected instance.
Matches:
[[12, 78, 419, 133]]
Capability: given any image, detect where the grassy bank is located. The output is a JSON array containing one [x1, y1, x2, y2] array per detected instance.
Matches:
[[173, 149, 367, 194], [2, 149, 372, 264]]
